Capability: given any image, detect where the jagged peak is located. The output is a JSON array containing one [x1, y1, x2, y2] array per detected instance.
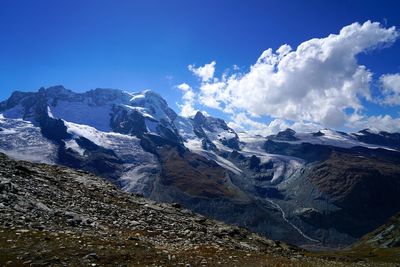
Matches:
[[39, 85, 73, 96], [3, 90, 33, 104], [280, 128, 296, 135], [129, 90, 168, 106], [82, 88, 133, 105], [142, 89, 163, 98], [286, 128, 296, 132], [3, 87, 171, 108], [268, 128, 299, 141], [312, 130, 325, 137], [88, 88, 127, 95], [357, 128, 382, 135], [193, 111, 206, 123]]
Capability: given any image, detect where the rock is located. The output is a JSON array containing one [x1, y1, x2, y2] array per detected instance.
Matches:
[[84, 253, 98, 260], [194, 216, 207, 224], [34, 201, 51, 212], [130, 220, 140, 226], [171, 202, 181, 209], [144, 203, 164, 211]]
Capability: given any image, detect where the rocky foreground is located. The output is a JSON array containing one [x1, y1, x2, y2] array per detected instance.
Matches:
[[0, 153, 397, 266]]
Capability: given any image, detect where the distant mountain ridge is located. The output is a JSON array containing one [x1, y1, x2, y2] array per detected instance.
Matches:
[[1, 85, 400, 248]]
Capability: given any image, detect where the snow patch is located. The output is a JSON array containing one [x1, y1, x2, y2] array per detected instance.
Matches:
[[278, 130, 397, 151], [47, 106, 54, 118], [174, 116, 197, 141], [0, 116, 57, 164], [120, 164, 158, 192], [64, 139, 85, 156], [52, 100, 113, 132], [184, 137, 204, 150]]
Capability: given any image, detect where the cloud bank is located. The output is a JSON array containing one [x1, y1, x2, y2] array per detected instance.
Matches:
[[188, 61, 216, 82], [178, 21, 400, 134], [176, 83, 197, 117], [379, 73, 400, 106]]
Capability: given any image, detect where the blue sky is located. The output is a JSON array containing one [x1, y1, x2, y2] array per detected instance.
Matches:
[[0, 0, 400, 133]]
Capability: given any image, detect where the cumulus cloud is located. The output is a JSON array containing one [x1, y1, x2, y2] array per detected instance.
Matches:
[[192, 21, 398, 132], [189, 61, 216, 82], [290, 121, 324, 133], [228, 112, 323, 135], [228, 113, 279, 135], [180, 21, 400, 133], [176, 83, 197, 117], [379, 73, 400, 106], [348, 115, 400, 133]]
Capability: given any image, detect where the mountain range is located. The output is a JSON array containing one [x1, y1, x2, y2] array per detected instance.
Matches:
[[1, 85, 400, 248]]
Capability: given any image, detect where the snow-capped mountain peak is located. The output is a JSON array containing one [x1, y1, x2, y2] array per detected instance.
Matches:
[[127, 90, 177, 122], [39, 85, 74, 97], [0, 86, 181, 138]]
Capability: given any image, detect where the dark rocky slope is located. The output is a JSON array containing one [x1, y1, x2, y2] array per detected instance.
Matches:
[[306, 150, 400, 238], [354, 130, 400, 150], [263, 139, 400, 245], [354, 212, 400, 249], [308, 214, 400, 265], [0, 152, 358, 266]]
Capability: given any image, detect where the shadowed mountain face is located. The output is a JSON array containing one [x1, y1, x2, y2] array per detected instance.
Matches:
[[354, 212, 400, 249], [355, 129, 400, 150], [307, 151, 400, 237], [1, 86, 400, 248]]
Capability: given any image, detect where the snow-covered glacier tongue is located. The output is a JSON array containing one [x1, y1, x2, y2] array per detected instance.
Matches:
[[1, 85, 400, 248]]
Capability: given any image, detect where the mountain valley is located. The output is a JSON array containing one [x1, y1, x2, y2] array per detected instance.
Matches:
[[1, 86, 400, 255], [1, 152, 400, 266]]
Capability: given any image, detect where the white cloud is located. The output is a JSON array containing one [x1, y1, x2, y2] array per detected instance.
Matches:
[[189, 61, 216, 82], [291, 121, 324, 133], [176, 83, 197, 117], [347, 115, 400, 133], [379, 73, 400, 106], [177, 83, 191, 92], [194, 21, 398, 131], [228, 112, 323, 136], [228, 113, 276, 135]]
